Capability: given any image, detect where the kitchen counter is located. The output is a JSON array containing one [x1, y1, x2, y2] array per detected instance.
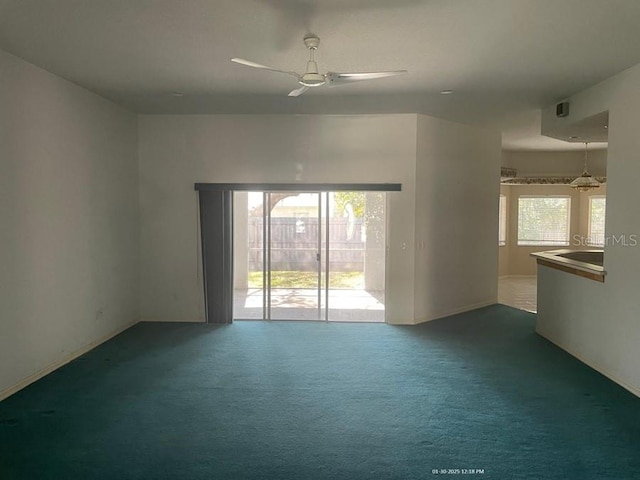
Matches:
[[530, 249, 605, 282]]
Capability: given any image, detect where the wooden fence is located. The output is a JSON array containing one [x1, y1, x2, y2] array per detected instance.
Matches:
[[248, 217, 365, 272]]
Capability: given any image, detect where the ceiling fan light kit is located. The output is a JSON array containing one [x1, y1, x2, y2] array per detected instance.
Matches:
[[231, 34, 407, 97]]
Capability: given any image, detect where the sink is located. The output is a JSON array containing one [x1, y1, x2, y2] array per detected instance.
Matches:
[[555, 250, 604, 267]]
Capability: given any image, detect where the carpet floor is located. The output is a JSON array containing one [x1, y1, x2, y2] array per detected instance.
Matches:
[[1, 304, 639, 479]]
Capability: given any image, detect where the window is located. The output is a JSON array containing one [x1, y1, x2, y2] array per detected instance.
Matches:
[[498, 195, 507, 246], [517, 196, 571, 246], [588, 196, 606, 246]]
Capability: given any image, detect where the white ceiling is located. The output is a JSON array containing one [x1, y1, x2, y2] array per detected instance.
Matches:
[[1, 0, 640, 150]]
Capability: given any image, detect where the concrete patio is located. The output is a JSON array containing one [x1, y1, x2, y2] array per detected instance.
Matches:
[[234, 288, 385, 322]]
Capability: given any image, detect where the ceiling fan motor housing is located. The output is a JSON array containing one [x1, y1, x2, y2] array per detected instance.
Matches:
[[299, 35, 325, 86], [300, 58, 325, 86], [300, 73, 325, 87]]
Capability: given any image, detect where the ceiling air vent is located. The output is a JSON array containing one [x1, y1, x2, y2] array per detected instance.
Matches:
[[556, 102, 570, 117]]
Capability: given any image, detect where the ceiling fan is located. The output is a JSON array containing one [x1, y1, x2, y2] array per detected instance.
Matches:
[[231, 34, 408, 97]]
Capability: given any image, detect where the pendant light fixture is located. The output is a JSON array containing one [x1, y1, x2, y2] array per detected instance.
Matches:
[[570, 142, 600, 192]]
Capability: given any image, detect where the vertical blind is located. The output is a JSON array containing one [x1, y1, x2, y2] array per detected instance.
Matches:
[[198, 190, 233, 324]]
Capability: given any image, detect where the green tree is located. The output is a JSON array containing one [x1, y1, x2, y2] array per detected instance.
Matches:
[[334, 192, 365, 218]]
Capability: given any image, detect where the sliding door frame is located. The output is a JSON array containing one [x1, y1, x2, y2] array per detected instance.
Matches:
[[324, 192, 330, 322], [318, 193, 324, 320], [264, 191, 324, 321], [195, 183, 401, 324]]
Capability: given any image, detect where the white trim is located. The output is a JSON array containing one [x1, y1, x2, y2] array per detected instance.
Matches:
[[139, 318, 205, 323], [0, 320, 139, 401], [498, 194, 507, 247], [413, 300, 498, 325], [536, 328, 640, 399]]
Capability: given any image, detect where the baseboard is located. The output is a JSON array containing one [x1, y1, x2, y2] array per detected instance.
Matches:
[[536, 329, 640, 399], [139, 318, 205, 323], [499, 275, 537, 279], [0, 319, 139, 402], [413, 299, 498, 325]]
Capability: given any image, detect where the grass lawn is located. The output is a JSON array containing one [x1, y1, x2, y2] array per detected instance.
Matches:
[[248, 271, 364, 289]]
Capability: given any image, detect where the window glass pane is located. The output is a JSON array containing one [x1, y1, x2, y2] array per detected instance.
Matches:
[[498, 195, 507, 246], [517, 196, 571, 246], [589, 197, 606, 246]]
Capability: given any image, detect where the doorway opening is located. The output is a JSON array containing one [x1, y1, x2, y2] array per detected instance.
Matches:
[[233, 191, 386, 322]]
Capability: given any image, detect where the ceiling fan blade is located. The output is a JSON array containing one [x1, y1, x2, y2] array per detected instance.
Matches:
[[288, 86, 309, 97], [326, 70, 408, 86], [231, 58, 299, 78]]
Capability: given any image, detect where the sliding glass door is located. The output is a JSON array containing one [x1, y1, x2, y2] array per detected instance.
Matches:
[[233, 190, 386, 322], [268, 192, 323, 320], [325, 192, 386, 322]]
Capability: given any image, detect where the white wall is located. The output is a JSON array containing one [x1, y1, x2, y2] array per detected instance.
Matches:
[[537, 62, 640, 396], [0, 49, 139, 398], [138, 114, 418, 324], [502, 149, 607, 177], [138, 114, 501, 325], [414, 115, 501, 321]]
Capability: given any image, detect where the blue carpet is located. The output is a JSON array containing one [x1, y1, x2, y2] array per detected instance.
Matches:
[[1, 304, 639, 479]]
